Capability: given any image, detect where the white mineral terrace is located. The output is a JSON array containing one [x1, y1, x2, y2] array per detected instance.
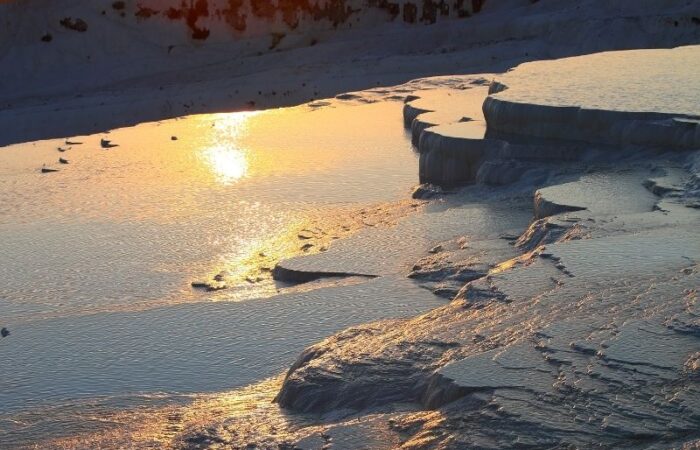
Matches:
[[484, 45, 700, 149], [405, 45, 700, 187]]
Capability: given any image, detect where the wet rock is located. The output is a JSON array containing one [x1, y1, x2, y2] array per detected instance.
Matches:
[[515, 217, 575, 251], [59, 17, 88, 32], [100, 138, 118, 148], [533, 190, 586, 219], [643, 175, 684, 197], [275, 325, 457, 413], [484, 48, 700, 151], [411, 183, 443, 199], [297, 230, 315, 240], [191, 280, 227, 291], [245, 276, 264, 283], [272, 263, 373, 284], [205, 282, 227, 291], [418, 129, 502, 186], [1, 327, 9, 338]]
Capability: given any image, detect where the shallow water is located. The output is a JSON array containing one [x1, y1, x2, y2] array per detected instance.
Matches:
[[0, 100, 419, 323], [0, 99, 446, 446]]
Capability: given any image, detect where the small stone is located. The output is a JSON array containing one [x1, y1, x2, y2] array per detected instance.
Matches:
[[412, 183, 444, 199], [1, 327, 9, 338], [298, 230, 314, 240], [205, 282, 227, 291], [429, 245, 443, 254]]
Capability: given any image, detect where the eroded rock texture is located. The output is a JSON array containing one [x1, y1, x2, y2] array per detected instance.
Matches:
[[274, 167, 700, 448]]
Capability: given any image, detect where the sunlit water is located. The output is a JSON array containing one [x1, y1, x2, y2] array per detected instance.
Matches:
[[0, 99, 445, 447], [1, 100, 420, 322]]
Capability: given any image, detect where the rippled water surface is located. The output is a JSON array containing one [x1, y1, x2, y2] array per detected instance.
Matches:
[[1, 100, 419, 322], [0, 99, 444, 447]]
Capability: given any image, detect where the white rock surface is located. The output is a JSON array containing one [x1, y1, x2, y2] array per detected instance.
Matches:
[[485, 46, 700, 149]]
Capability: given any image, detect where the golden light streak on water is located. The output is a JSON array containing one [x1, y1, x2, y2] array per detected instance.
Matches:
[[36, 377, 293, 449], [202, 144, 248, 184]]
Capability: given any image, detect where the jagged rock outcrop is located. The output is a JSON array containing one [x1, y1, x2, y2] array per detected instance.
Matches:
[[484, 46, 700, 151], [407, 46, 700, 188], [273, 168, 700, 448]]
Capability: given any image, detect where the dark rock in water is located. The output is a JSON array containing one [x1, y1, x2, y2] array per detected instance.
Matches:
[[100, 139, 118, 148], [205, 282, 227, 291], [41, 166, 59, 173], [335, 93, 362, 100], [100, 138, 118, 148], [412, 183, 443, 199], [1, 327, 9, 337], [533, 191, 586, 220], [191, 279, 227, 291], [58, 157, 69, 164], [171, 136, 178, 141], [59, 17, 88, 32], [432, 285, 462, 299], [40, 33, 52, 42], [272, 263, 374, 284]]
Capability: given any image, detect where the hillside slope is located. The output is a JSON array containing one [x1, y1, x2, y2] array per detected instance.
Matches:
[[0, 0, 698, 145]]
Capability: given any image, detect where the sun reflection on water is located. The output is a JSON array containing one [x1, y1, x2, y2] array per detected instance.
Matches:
[[200, 111, 260, 184], [203, 144, 248, 184]]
